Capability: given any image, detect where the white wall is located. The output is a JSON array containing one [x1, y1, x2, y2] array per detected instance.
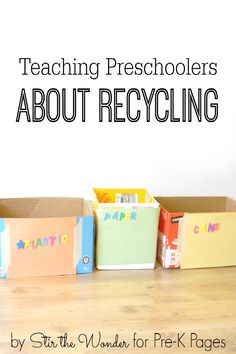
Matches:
[[1, 0, 235, 199]]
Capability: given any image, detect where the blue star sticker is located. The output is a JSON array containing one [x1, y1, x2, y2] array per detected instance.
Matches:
[[16, 240, 24, 249]]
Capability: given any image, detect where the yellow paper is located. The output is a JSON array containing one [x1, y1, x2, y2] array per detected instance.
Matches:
[[181, 212, 236, 269]]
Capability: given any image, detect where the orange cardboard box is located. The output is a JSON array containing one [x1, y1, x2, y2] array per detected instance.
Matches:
[[0, 198, 94, 278]]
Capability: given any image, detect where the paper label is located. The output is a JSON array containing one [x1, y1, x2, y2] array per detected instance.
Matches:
[[165, 249, 179, 267], [158, 231, 180, 268], [116, 193, 138, 203]]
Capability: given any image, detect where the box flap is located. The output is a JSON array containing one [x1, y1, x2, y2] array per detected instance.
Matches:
[[0, 198, 87, 218], [155, 196, 229, 213], [225, 197, 236, 212]]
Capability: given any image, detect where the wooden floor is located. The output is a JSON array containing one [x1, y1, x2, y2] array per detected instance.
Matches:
[[0, 265, 236, 354]]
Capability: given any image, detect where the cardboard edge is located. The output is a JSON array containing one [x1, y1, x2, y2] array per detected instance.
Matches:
[[97, 263, 155, 270]]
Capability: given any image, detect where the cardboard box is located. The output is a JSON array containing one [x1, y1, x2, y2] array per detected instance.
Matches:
[[93, 188, 159, 270], [155, 196, 236, 269], [0, 198, 94, 278]]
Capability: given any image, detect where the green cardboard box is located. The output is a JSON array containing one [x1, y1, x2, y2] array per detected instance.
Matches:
[[93, 188, 159, 270]]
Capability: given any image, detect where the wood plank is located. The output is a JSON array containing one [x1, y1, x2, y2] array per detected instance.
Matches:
[[0, 265, 235, 353]]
